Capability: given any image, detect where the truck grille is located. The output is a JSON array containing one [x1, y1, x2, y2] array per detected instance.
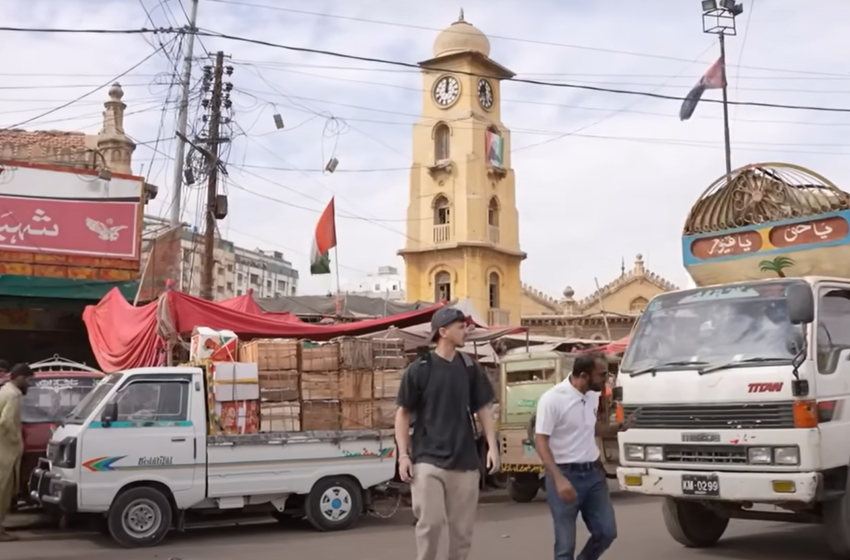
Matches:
[[623, 402, 795, 430], [663, 445, 748, 465]]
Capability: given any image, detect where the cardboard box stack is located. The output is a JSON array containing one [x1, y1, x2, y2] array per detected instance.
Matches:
[[191, 328, 261, 435]]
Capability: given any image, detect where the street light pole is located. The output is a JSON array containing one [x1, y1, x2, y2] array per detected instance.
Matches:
[[702, 0, 743, 180]]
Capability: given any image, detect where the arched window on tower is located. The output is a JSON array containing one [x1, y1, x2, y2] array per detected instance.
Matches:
[[434, 123, 450, 162], [435, 271, 452, 302], [487, 197, 500, 244], [630, 296, 649, 313], [433, 195, 451, 243], [488, 272, 509, 326]]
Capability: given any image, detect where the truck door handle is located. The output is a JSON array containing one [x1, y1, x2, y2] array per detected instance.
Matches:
[[171, 437, 186, 442]]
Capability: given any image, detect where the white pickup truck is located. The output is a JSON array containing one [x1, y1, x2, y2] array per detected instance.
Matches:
[[29, 366, 396, 548], [615, 278, 850, 558]]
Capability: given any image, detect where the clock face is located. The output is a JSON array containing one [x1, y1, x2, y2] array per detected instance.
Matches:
[[433, 75, 460, 108], [478, 79, 494, 110]]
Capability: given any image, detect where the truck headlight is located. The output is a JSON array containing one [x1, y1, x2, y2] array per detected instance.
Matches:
[[748, 447, 772, 464], [774, 447, 800, 465], [624, 444, 645, 461], [645, 446, 664, 462], [55, 437, 77, 469]]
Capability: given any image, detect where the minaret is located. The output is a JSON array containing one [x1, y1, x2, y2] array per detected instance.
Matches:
[[96, 82, 136, 174]]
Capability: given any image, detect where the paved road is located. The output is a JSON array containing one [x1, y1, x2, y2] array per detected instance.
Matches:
[[5, 493, 836, 560]]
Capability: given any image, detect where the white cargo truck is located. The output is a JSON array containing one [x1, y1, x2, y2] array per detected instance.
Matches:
[[29, 366, 396, 548], [615, 278, 850, 557]]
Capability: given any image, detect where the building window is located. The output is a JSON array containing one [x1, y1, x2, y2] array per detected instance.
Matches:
[[237, 289, 243, 296], [237, 273, 243, 283], [434, 123, 450, 162], [629, 297, 649, 313], [375, 284, 381, 291], [291, 286, 297, 296], [433, 195, 451, 243], [488, 272, 500, 308], [435, 271, 451, 302], [226, 264, 233, 272], [277, 280, 286, 291], [250, 273, 259, 285], [226, 282, 233, 292], [217, 267, 224, 276], [488, 197, 500, 244], [266, 280, 272, 290], [216, 285, 224, 294]]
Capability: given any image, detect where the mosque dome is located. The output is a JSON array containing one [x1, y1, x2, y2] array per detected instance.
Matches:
[[432, 9, 491, 58]]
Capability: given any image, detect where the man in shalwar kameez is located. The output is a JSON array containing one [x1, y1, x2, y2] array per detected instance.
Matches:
[[0, 364, 33, 542]]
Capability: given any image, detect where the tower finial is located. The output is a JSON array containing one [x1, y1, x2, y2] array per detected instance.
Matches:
[[621, 257, 625, 276], [458, 8, 465, 21]]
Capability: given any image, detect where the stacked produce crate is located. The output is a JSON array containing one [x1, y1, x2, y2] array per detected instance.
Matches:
[[371, 339, 407, 429], [240, 339, 301, 432], [239, 336, 410, 433]]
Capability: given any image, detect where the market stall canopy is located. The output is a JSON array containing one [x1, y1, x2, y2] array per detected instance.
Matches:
[[361, 323, 523, 352], [83, 288, 445, 372]]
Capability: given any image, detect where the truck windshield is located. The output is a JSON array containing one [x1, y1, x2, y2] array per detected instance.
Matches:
[[64, 373, 123, 424], [622, 280, 805, 374], [21, 376, 101, 424]]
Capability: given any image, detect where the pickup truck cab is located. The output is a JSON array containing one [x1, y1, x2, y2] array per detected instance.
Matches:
[[30, 366, 396, 548]]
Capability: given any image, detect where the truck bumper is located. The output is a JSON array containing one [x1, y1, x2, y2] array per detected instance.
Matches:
[[617, 466, 820, 504], [29, 462, 77, 513]]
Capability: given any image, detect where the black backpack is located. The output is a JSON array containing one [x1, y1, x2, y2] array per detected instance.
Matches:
[[411, 349, 480, 437]]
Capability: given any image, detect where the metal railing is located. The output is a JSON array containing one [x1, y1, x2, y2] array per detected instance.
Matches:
[[433, 223, 451, 243]]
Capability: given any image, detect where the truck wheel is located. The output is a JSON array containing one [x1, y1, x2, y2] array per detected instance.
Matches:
[[305, 477, 363, 532], [107, 487, 173, 548], [662, 497, 728, 548], [507, 474, 539, 503], [824, 491, 850, 557]]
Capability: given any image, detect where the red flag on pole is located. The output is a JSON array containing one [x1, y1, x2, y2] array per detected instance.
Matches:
[[679, 57, 726, 121]]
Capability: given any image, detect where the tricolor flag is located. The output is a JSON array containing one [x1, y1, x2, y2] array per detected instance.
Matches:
[[310, 197, 337, 275], [679, 57, 726, 121]]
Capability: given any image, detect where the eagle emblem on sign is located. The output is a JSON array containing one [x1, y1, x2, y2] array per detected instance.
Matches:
[[86, 218, 127, 241]]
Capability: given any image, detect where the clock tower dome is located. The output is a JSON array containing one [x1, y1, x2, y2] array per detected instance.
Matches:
[[399, 11, 525, 326]]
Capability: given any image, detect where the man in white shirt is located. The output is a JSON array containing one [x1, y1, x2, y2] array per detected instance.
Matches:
[[535, 354, 629, 560]]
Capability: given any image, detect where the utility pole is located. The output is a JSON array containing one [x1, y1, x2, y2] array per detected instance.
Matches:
[[170, 0, 200, 226], [200, 51, 227, 301], [701, 0, 743, 180]]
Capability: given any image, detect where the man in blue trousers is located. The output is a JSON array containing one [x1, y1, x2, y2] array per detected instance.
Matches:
[[535, 353, 632, 560]]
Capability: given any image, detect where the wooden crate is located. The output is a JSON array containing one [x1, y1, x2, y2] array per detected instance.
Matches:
[[372, 399, 397, 429], [372, 338, 408, 370], [259, 371, 300, 402], [300, 372, 340, 401], [337, 337, 374, 370], [340, 370, 373, 401], [342, 401, 374, 430], [373, 369, 404, 400], [260, 402, 301, 432], [240, 339, 299, 371], [302, 342, 340, 372], [302, 401, 342, 431]]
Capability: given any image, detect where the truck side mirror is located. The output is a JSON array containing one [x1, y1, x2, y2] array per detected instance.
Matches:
[[787, 284, 815, 325], [101, 401, 118, 427]]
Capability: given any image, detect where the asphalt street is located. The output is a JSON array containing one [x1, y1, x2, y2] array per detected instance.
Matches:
[[5, 492, 837, 560]]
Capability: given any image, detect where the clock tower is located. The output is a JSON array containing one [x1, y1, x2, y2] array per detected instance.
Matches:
[[399, 11, 526, 326]]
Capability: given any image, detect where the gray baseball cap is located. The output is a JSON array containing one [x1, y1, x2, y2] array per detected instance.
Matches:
[[429, 307, 467, 342]]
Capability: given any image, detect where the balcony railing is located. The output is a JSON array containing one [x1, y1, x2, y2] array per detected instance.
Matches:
[[488, 308, 510, 327], [488, 225, 500, 244], [433, 223, 451, 243]]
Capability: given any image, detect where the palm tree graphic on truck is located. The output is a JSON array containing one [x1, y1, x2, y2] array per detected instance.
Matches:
[[759, 256, 795, 278]]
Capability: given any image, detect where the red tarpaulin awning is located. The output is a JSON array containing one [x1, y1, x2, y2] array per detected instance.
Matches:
[[83, 288, 445, 372], [578, 335, 630, 355]]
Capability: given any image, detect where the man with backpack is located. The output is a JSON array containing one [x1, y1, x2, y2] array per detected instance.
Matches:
[[395, 307, 498, 560]]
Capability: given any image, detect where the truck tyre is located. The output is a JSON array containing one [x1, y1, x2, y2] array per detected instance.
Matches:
[[305, 477, 363, 532], [107, 486, 173, 548], [508, 474, 539, 503], [823, 490, 850, 557], [662, 497, 728, 548]]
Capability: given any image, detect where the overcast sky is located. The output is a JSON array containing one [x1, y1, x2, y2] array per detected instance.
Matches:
[[2, 0, 849, 303]]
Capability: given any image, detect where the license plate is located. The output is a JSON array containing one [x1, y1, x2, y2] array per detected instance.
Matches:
[[681, 474, 720, 496]]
